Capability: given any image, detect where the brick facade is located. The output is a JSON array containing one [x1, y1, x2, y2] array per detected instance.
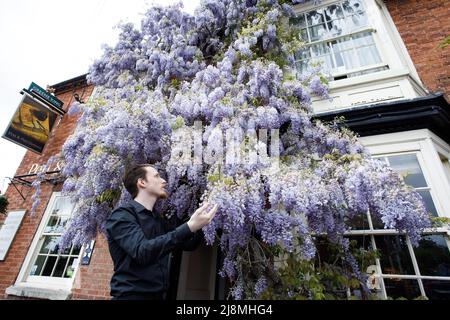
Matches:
[[71, 235, 113, 300], [386, 0, 450, 97], [0, 79, 115, 300]]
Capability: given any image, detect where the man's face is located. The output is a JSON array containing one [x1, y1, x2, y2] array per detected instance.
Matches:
[[138, 166, 168, 199]]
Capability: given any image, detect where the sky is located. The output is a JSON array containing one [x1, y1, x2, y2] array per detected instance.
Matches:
[[0, 0, 200, 193]]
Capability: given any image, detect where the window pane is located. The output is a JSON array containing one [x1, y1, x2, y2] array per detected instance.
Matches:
[[331, 37, 358, 72], [335, 49, 358, 70], [417, 190, 438, 217], [384, 278, 422, 300], [309, 24, 327, 42], [311, 42, 331, 56], [291, 14, 307, 28], [342, 0, 367, 33], [296, 60, 309, 74], [294, 48, 311, 61], [53, 196, 74, 216], [347, 235, 373, 251], [387, 154, 428, 188], [345, 212, 370, 230], [321, 55, 334, 71], [355, 45, 381, 67], [40, 236, 58, 254], [422, 280, 450, 300], [64, 257, 78, 278], [41, 256, 57, 277], [307, 9, 325, 26], [52, 256, 69, 277], [342, 0, 357, 16], [30, 255, 46, 276], [39, 235, 69, 255], [311, 43, 333, 70], [342, 0, 364, 16], [300, 28, 309, 42], [324, 4, 344, 21], [347, 235, 377, 272], [71, 245, 82, 256], [371, 213, 385, 229], [353, 32, 375, 47], [414, 235, 450, 276], [314, 236, 348, 273], [44, 215, 59, 233], [332, 36, 353, 51], [55, 215, 70, 233], [346, 10, 368, 31], [332, 50, 345, 70], [327, 18, 345, 37], [375, 235, 415, 275]]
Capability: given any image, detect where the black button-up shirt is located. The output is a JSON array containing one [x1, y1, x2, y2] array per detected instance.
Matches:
[[105, 200, 202, 298]]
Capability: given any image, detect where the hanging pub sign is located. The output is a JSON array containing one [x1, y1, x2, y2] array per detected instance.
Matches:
[[2, 83, 65, 154]]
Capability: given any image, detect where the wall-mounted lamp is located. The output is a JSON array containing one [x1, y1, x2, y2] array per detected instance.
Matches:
[[73, 93, 85, 104]]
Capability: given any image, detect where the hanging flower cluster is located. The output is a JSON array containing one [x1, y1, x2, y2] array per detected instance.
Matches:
[[32, 0, 431, 299]]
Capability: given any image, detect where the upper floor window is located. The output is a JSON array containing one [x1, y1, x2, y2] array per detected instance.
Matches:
[[291, 0, 389, 80]]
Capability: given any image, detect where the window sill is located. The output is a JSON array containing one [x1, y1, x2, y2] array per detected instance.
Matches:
[[6, 284, 72, 300], [327, 68, 415, 91]]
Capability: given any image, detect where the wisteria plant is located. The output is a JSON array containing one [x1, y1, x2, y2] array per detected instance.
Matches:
[[32, 0, 431, 299]]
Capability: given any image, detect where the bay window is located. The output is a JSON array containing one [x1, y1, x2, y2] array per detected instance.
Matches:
[[345, 130, 450, 299]]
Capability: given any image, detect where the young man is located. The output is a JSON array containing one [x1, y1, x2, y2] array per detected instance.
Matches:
[[105, 164, 218, 300]]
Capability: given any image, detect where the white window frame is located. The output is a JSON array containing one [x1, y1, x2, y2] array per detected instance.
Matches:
[[345, 228, 450, 299], [292, 0, 426, 93], [345, 129, 450, 299], [375, 151, 439, 217], [12, 192, 82, 292], [360, 129, 450, 217], [293, 0, 387, 79]]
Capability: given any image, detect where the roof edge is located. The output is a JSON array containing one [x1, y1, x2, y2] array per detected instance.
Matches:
[[50, 74, 89, 95]]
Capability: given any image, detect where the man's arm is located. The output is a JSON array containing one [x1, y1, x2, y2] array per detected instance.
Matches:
[[106, 209, 194, 265], [182, 229, 204, 251], [165, 215, 203, 251]]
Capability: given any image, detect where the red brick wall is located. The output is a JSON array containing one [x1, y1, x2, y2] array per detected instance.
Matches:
[[386, 0, 450, 97], [71, 234, 113, 300], [0, 182, 53, 299], [0, 83, 113, 300]]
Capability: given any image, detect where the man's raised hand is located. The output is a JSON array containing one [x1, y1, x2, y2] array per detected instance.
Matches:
[[187, 202, 218, 233]]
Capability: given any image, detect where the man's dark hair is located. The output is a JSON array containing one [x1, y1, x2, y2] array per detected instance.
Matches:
[[123, 164, 153, 198]]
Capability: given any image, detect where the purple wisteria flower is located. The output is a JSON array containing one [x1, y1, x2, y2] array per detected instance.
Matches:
[[30, 0, 431, 300]]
